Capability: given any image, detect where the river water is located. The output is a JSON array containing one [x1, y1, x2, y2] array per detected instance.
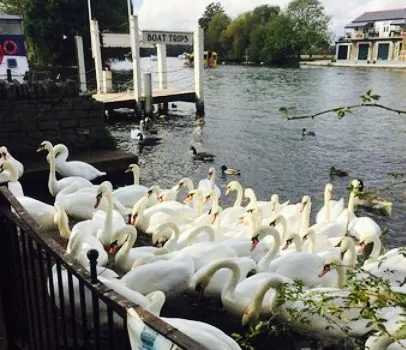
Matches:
[[109, 57, 406, 249]]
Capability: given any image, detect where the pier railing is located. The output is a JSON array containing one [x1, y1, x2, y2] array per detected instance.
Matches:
[[0, 184, 205, 350]]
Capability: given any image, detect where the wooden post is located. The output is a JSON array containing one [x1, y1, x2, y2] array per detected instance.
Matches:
[[90, 20, 103, 94], [129, 15, 141, 103], [6, 69, 12, 82], [143, 72, 153, 117], [157, 43, 168, 114], [102, 69, 113, 93], [75, 35, 87, 93], [194, 26, 204, 116]]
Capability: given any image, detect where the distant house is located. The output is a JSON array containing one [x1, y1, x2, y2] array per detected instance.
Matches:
[[335, 8, 406, 62]]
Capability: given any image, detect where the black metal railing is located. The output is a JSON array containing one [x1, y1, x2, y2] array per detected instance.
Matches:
[[0, 184, 206, 350]]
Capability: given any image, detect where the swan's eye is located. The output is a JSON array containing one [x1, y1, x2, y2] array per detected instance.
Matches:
[[251, 235, 259, 242], [208, 210, 212, 214], [96, 193, 102, 199], [286, 239, 292, 244]]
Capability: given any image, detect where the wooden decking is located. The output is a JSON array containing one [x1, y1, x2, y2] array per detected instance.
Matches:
[[93, 88, 196, 109]]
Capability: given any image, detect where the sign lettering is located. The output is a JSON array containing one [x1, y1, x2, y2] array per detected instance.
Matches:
[[142, 31, 193, 46]]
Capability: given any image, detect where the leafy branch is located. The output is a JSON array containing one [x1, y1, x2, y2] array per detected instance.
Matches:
[[279, 90, 406, 120]]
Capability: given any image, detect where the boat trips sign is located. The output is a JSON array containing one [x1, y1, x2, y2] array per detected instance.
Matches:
[[142, 31, 193, 46]]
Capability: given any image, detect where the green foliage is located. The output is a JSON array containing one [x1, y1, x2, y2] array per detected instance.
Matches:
[[1, 0, 128, 65], [279, 89, 406, 120], [199, 0, 330, 63], [198, 2, 226, 32]]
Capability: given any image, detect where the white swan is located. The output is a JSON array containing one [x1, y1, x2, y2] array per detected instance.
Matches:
[[257, 231, 345, 288], [0, 160, 24, 197], [198, 167, 221, 199], [121, 251, 195, 297], [243, 260, 374, 339], [359, 232, 406, 294], [316, 183, 345, 224], [152, 222, 216, 251], [113, 164, 155, 209], [148, 184, 179, 203], [346, 180, 382, 240], [0, 160, 55, 230], [244, 188, 273, 220], [108, 225, 167, 272], [193, 258, 291, 321], [220, 181, 247, 226], [188, 257, 257, 297], [0, 146, 24, 179], [37, 140, 92, 196], [48, 143, 106, 180], [130, 194, 194, 234], [94, 181, 128, 246], [268, 194, 290, 221]]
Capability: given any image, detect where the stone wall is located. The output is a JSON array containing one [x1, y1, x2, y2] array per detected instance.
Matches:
[[0, 79, 114, 158]]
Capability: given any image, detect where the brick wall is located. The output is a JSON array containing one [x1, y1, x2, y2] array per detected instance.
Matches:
[[0, 79, 114, 158]]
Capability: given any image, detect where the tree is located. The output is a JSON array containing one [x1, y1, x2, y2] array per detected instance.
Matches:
[[205, 12, 231, 56], [262, 14, 298, 64], [286, 0, 331, 56], [1, 0, 128, 65], [222, 12, 252, 60], [198, 2, 225, 32]]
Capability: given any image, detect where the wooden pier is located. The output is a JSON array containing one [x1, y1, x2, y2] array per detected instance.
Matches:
[[92, 88, 196, 109]]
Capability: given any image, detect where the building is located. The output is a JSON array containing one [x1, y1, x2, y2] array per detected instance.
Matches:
[[335, 8, 406, 62], [0, 13, 29, 82]]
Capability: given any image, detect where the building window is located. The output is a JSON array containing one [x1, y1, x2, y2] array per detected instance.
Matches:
[[7, 59, 17, 69], [384, 25, 390, 32]]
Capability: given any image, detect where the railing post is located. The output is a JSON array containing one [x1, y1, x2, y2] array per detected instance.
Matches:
[[75, 35, 87, 93], [193, 26, 204, 116], [157, 43, 168, 115], [142, 72, 153, 117], [87, 249, 99, 284]]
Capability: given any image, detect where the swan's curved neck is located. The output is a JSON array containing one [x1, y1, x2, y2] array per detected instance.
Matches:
[[202, 262, 240, 301], [234, 183, 243, 207], [343, 240, 357, 269], [336, 263, 346, 288], [182, 178, 194, 191], [132, 168, 140, 185], [210, 193, 219, 209], [291, 233, 303, 251], [47, 148, 58, 196], [115, 228, 138, 271], [257, 229, 281, 270], [193, 194, 204, 217], [368, 235, 382, 260], [56, 207, 71, 240], [245, 189, 257, 207], [98, 189, 114, 246], [299, 202, 311, 234], [275, 215, 287, 242], [186, 225, 215, 244], [58, 146, 69, 162], [306, 232, 316, 254], [324, 189, 331, 222], [347, 191, 356, 215], [158, 223, 180, 246]]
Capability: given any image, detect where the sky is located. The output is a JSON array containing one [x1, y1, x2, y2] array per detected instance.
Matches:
[[133, 0, 405, 38]]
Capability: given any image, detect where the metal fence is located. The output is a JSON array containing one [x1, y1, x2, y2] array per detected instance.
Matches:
[[0, 185, 205, 350]]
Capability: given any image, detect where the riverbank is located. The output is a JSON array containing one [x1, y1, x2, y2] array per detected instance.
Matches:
[[300, 59, 406, 70]]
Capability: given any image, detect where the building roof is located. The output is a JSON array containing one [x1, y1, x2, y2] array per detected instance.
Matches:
[[0, 13, 23, 20], [351, 8, 406, 23]]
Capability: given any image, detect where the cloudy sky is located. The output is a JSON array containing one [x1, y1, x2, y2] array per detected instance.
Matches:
[[134, 0, 405, 38]]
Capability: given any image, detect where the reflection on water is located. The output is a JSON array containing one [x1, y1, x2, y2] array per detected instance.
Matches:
[[109, 58, 406, 248]]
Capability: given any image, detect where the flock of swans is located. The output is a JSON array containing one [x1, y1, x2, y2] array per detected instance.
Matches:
[[0, 141, 405, 349]]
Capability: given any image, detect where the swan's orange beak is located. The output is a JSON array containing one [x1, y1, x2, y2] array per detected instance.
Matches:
[[211, 212, 218, 224], [2, 152, 7, 159], [183, 194, 193, 204], [204, 195, 210, 205], [225, 187, 230, 196], [108, 242, 119, 255], [207, 172, 212, 179], [300, 203, 306, 212], [131, 214, 138, 226], [250, 237, 259, 251], [36, 146, 43, 152], [319, 264, 330, 278], [271, 203, 276, 211], [359, 241, 366, 252], [157, 196, 164, 203]]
